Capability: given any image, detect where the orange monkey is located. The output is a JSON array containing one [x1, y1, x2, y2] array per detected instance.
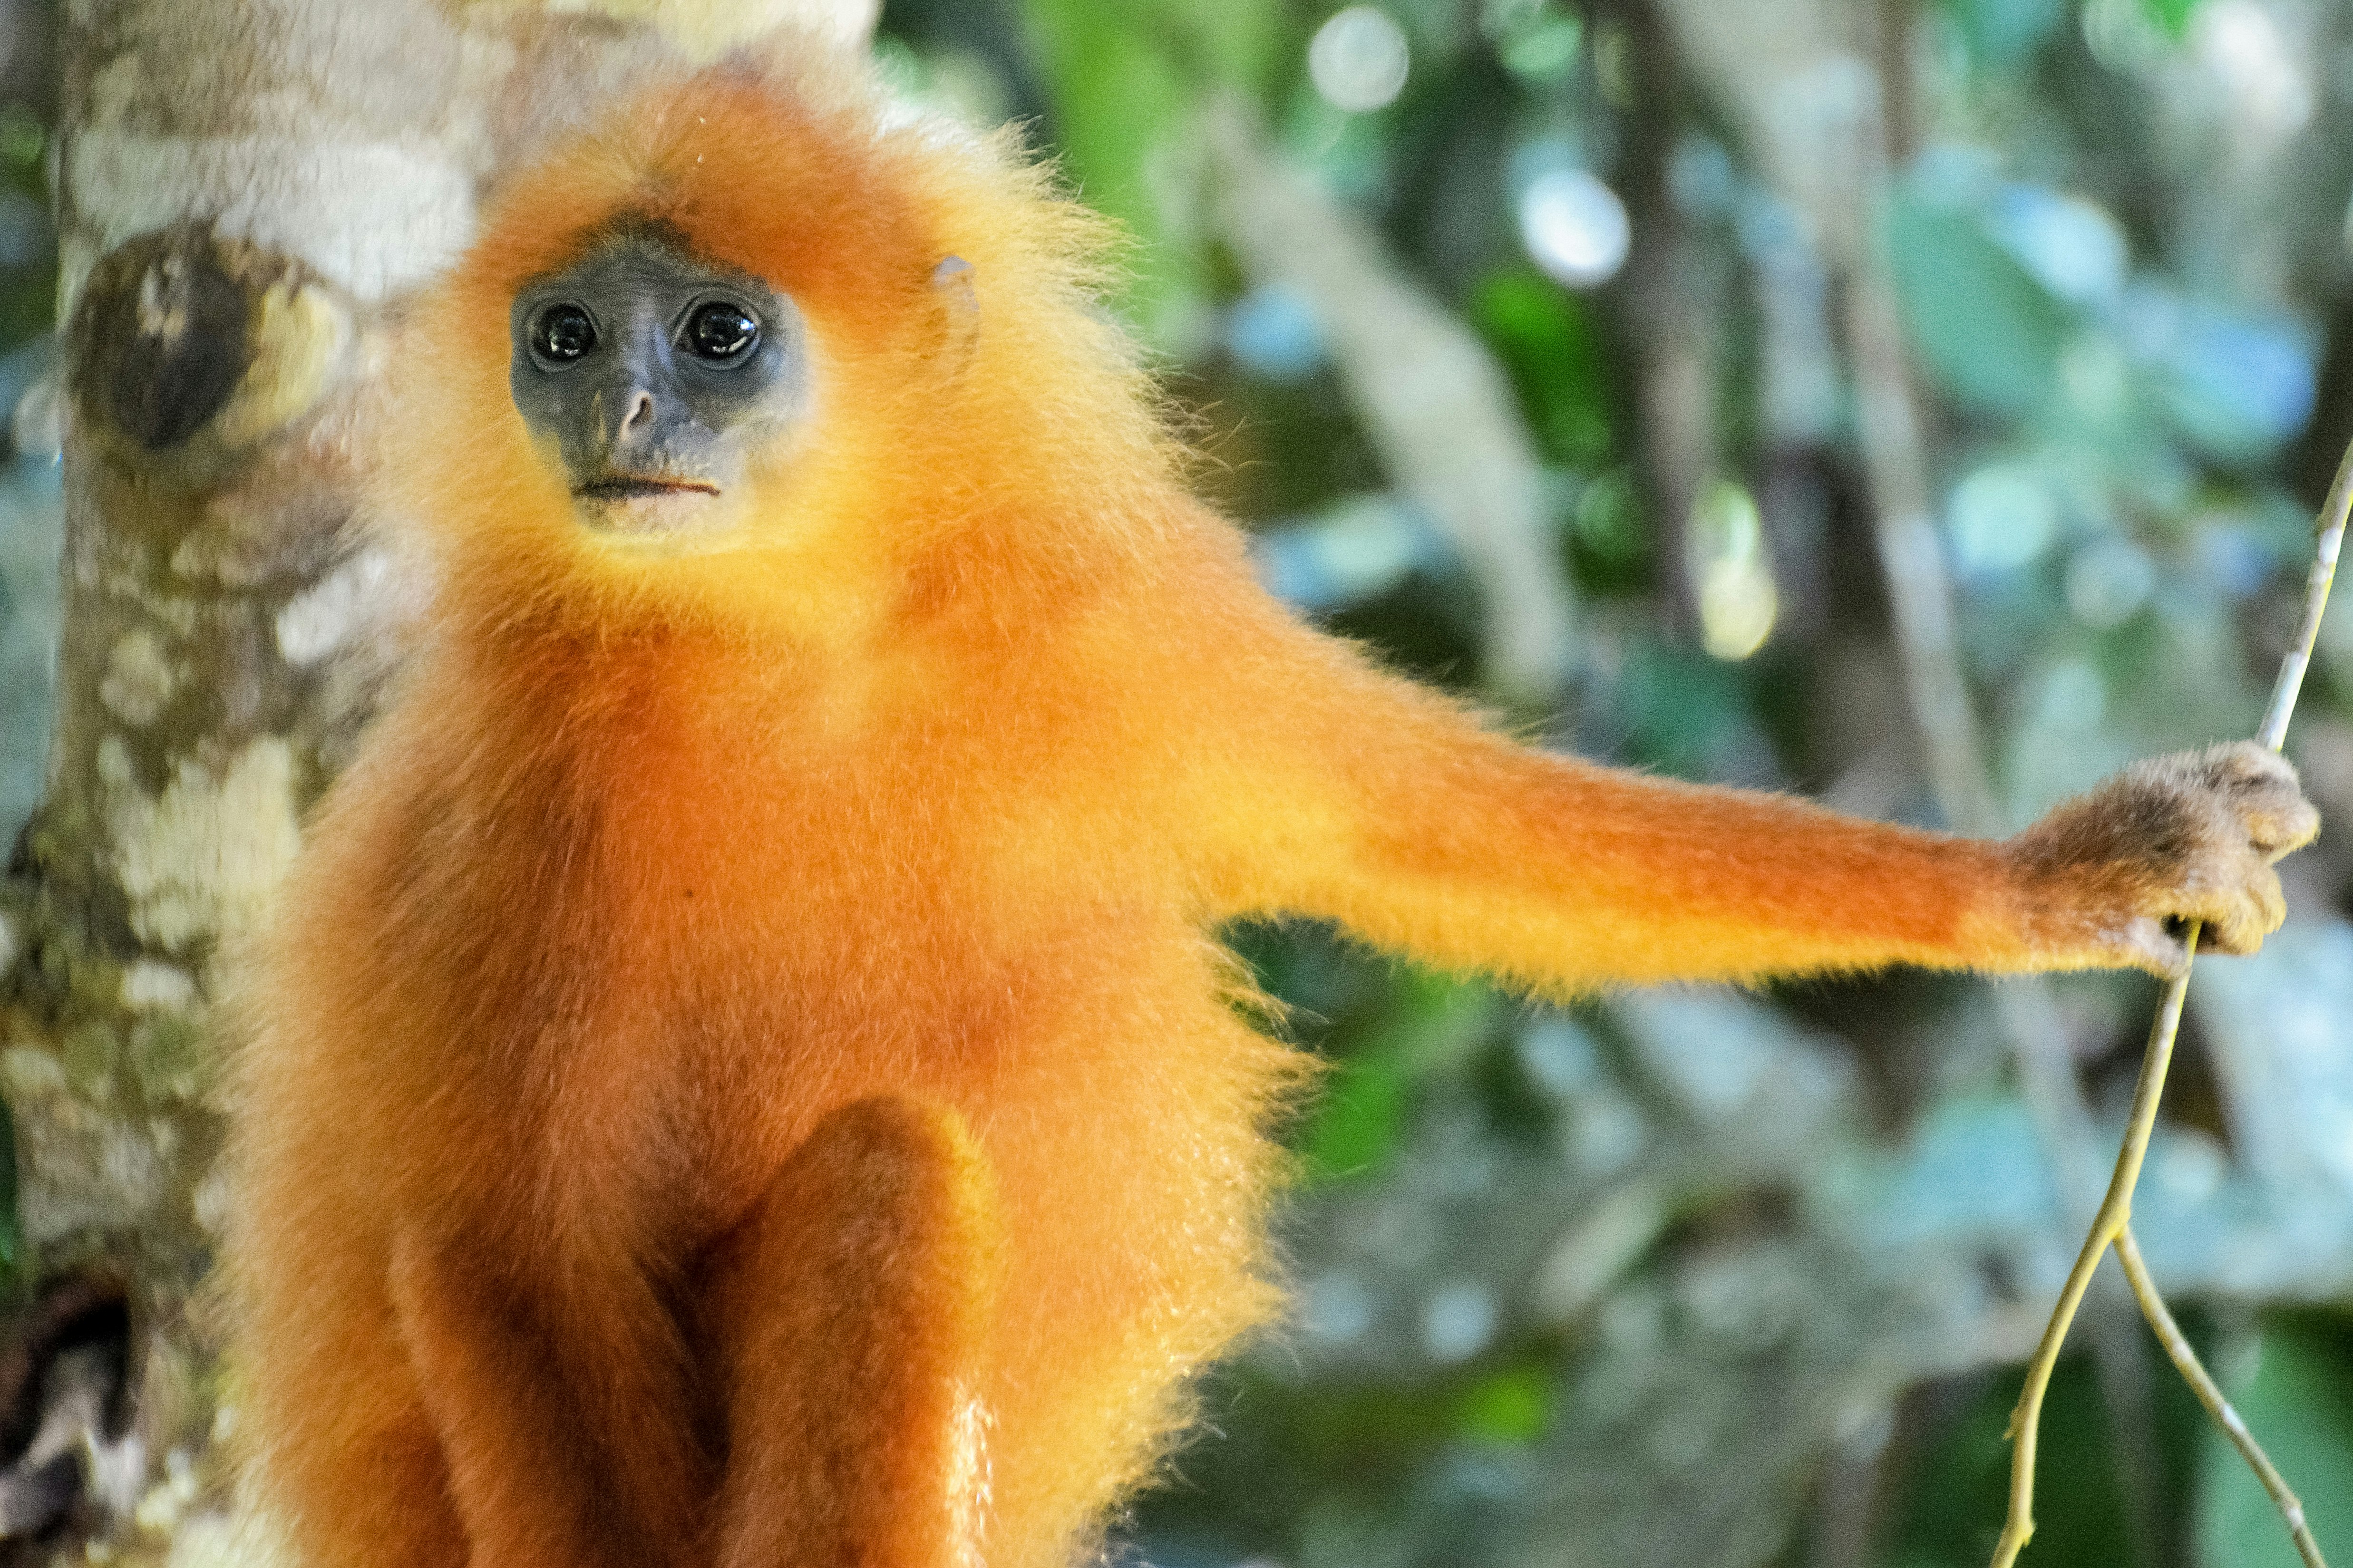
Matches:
[[229, 46, 2317, 1568]]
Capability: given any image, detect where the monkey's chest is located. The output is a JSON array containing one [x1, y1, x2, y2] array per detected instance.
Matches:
[[388, 680, 1171, 1189], [428, 774, 1158, 1252], [488, 726, 1147, 1064]]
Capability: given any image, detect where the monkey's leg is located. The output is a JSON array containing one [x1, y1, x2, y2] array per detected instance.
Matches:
[[698, 1096, 1001, 1568], [239, 1257, 469, 1568], [386, 1232, 702, 1568]]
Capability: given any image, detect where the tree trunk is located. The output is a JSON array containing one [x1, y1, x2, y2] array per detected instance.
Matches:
[[0, 1, 871, 1558]]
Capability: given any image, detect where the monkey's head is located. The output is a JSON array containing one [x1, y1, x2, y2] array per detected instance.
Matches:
[[391, 53, 1166, 632], [506, 220, 813, 542]]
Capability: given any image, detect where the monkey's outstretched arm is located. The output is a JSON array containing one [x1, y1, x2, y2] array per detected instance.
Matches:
[[1163, 551, 2316, 989]]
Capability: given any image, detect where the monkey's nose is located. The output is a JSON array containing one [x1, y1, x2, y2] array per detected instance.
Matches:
[[622, 389, 656, 434]]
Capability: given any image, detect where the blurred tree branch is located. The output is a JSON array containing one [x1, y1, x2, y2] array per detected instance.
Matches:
[[1206, 101, 1578, 710]]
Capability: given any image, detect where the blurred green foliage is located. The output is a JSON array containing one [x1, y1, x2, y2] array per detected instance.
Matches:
[[2195, 1320, 2353, 1568], [1886, 194, 2073, 421]]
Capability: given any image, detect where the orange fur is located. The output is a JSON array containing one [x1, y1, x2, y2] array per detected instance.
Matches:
[[233, 47, 2159, 1568]]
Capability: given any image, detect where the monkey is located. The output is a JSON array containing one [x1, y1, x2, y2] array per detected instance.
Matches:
[[226, 47, 2318, 1568]]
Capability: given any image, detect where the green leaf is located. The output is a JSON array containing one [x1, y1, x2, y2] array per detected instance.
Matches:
[[1470, 268, 1613, 467], [2196, 1317, 2353, 1568], [2139, 0, 2201, 40], [1609, 635, 1777, 784], [1453, 1364, 1553, 1443], [1021, 12, 1186, 252], [1299, 1053, 1410, 1181], [1938, 0, 2065, 65], [1884, 194, 2073, 418], [1297, 971, 1495, 1181], [1023, 0, 1288, 335]]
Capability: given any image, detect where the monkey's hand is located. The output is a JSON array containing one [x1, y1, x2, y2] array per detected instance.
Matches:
[[2003, 740, 2320, 977]]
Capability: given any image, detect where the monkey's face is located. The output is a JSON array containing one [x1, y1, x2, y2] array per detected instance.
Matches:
[[509, 228, 810, 542]]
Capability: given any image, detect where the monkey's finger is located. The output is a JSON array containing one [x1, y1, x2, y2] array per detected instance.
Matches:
[[2199, 738, 2297, 791], [2189, 877, 2281, 956], [2250, 795, 2322, 861], [2115, 916, 2190, 979], [2249, 860, 2286, 933], [2197, 918, 2261, 957], [2197, 742, 2320, 857], [2230, 772, 2320, 853]]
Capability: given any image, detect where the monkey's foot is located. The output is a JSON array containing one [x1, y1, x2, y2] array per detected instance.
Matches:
[[2005, 740, 2321, 976]]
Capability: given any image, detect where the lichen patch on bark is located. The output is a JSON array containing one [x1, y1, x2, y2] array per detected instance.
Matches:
[[119, 960, 197, 1013], [100, 629, 178, 727], [273, 546, 395, 668], [99, 735, 301, 955]]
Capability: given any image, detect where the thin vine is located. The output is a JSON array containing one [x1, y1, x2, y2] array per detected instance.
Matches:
[[2115, 1229, 2324, 1568], [1987, 436, 2353, 1568]]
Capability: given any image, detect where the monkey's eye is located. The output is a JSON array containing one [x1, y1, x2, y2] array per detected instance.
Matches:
[[532, 303, 598, 363], [684, 300, 759, 363]]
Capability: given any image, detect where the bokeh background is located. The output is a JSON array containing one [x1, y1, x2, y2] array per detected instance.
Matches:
[[10, 0, 2353, 1564]]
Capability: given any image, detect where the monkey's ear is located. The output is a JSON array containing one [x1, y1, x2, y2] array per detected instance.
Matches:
[[929, 256, 979, 371]]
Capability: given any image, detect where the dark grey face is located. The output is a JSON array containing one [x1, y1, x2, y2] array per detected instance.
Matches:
[[510, 230, 808, 536]]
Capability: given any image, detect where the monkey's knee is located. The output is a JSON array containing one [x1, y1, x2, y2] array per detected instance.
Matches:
[[701, 1097, 1002, 1568]]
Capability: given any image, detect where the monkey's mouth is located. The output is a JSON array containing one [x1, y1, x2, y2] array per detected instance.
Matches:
[[572, 474, 728, 539], [574, 476, 721, 502]]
